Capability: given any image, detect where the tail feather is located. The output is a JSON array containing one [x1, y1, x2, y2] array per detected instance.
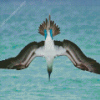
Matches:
[[38, 15, 60, 37]]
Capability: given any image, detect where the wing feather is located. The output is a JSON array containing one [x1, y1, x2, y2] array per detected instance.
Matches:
[[54, 40, 100, 74], [0, 41, 44, 70]]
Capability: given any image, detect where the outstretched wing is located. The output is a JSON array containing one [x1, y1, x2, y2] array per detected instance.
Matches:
[[54, 40, 100, 74], [0, 41, 44, 70]]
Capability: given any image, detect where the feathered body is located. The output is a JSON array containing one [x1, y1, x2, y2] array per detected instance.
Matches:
[[36, 29, 66, 70]]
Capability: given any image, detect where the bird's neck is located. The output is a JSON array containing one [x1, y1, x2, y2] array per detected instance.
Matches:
[[45, 31, 54, 50], [46, 31, 52, 41]]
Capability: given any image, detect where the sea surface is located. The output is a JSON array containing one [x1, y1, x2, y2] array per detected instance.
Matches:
[[0, 0, 100, 100]]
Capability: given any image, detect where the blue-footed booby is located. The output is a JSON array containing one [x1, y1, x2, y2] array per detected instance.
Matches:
[[0, 15, 100, 80]]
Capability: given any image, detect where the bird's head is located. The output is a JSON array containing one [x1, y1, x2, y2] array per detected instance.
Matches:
[[38, 14, 60, 39]]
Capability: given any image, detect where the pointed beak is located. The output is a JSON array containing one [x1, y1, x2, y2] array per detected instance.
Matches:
[[47, 67, 52, 81], [48, 71, 51, 81]]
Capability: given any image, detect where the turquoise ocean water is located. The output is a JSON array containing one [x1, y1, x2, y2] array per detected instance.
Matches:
[[0, 0, 100, 100]]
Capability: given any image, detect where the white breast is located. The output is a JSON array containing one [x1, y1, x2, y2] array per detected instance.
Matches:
[[35, 25, 67, 68], [45, 35, 55, 51], [35, 36, 66, 57]]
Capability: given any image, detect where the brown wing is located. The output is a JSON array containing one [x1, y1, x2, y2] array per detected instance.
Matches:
[[54, 40, 100, 74], [79, 57, 100, 74], [0, 41, 44, 70]]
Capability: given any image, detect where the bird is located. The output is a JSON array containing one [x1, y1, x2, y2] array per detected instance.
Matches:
[[0, 15, 100, 80]]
